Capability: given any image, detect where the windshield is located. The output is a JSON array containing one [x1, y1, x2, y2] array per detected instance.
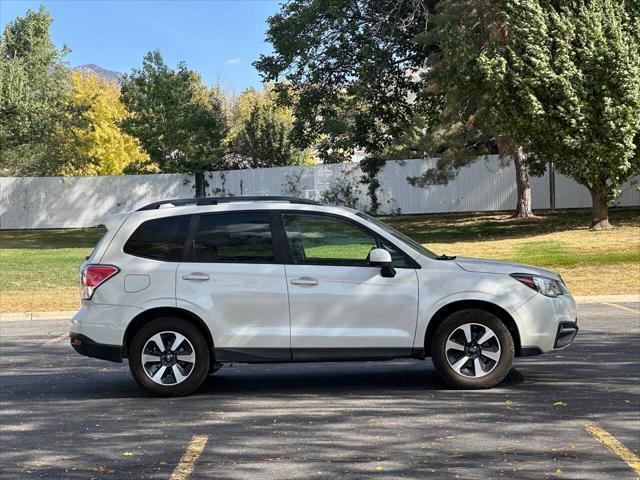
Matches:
[[356, 212, 438, 259]]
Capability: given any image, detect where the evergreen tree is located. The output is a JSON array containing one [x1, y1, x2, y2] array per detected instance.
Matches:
[[478, 0, 640, 228]]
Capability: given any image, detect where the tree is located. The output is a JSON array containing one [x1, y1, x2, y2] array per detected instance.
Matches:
[[223, 87, 314, 168], [120, 51, 229, 173], [255, 0, 535, 217], [56, 71, 154, 175], [407, 0, 536, 217], [255, 1, 435, 161], [478, 0, 640, 229], [0, 6, 78, 175]]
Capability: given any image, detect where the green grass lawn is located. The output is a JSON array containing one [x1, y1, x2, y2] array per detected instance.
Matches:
[[1, 208, 638, 312], [0, 228, 104, 312]]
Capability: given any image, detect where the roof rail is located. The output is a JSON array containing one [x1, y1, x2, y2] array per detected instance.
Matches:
[[137, 196, 322, 211]]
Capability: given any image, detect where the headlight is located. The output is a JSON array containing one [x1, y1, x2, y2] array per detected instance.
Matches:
[[511, 273, 564, 297]]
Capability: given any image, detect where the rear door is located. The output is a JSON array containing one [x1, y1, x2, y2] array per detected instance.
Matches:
[[176, 211, 290, 361]]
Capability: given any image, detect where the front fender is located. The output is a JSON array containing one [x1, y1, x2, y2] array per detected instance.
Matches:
[[413, 270, 536, 349]]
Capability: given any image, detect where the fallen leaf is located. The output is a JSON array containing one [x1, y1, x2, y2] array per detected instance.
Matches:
[[122, 451, 133, 457], [91, 466, 116, 474], [553, 401, 566, 407], [375, 465, 384, 471]]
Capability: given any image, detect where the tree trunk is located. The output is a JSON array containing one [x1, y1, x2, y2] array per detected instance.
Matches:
[[513, 146, 533, 218], [588, 187, 612, 230]]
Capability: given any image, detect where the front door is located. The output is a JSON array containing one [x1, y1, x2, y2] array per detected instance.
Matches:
[[281, 212, 419, 360], [176, 211, 290, 361]]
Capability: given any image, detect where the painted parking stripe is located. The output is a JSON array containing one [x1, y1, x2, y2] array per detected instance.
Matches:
[[169, 435, 208, 480], [40, 333, 68, 346], [600, 303, 640, 315], [585, 423, 640, 475]]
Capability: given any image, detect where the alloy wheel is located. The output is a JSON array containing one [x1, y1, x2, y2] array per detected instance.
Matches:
[[141, 331, 196, 385], [445, 323, 502, 378]]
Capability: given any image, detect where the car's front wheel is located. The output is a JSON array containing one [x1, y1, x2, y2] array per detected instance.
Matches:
[[129, 317, 210, 396], [431, 309, 514, 389]]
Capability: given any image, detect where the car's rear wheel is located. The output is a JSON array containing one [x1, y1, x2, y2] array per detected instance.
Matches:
[[129, 317, 210, 396], [431, 309, 514, 389]]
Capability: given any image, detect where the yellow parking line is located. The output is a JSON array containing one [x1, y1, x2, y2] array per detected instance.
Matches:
[[170, 435, 208, 480], [585, 423, 640, 475], [601, 303, 640, 315], [40, 333, 68, 346]]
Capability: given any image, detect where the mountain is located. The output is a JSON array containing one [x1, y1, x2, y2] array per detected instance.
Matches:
[[74, 64, 123, 83]]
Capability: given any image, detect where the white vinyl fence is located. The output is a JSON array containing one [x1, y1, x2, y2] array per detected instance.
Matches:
[[1, 156, 638, 229], [207, 156, 640, 215], [0, 174, 194, 229]]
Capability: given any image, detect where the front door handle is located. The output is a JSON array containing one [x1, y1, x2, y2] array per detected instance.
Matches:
[[290, 276, 319, 286], [182, 272, 210, 281]]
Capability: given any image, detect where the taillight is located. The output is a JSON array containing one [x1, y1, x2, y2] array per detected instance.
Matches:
[[81, 264, 119, 299]]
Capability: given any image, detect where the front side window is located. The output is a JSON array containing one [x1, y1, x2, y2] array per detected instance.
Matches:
[[191, 212, 275, 263], [283, 213, 409, 267], [356, 212, 438, 259], [124, 215, 190, 261]]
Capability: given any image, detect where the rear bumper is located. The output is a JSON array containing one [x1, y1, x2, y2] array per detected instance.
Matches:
[[70, 334, 122, 363]]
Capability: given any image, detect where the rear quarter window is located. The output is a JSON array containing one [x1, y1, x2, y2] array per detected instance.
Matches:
[[123, 215, 190, 261]]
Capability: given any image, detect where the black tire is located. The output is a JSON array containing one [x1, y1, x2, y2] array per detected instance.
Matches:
[[128, 317, 210, 396], [431, 309, 514, 389]]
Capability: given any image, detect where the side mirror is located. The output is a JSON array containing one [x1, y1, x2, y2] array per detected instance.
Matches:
[[369, 248, 396, 278]]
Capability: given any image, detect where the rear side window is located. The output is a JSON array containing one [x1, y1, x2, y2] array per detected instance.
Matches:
[[191, 212, 274, 263], [124, 215, 190, 261]]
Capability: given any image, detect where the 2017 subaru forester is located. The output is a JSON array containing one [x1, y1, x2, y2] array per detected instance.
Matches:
[[70, 197, 578, 396]]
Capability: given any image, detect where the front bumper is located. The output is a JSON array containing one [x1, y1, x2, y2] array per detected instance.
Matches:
[[513, 291, 578, 355], [70, 333, 122, 363]]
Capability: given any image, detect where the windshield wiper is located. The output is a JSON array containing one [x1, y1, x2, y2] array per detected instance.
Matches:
[[436, 253, 457, 260]]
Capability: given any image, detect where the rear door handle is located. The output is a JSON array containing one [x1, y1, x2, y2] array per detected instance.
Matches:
[[182, 272, 210, 281], [290, 276, 319, 286]]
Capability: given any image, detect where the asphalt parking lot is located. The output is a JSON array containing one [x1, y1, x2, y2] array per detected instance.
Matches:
[[1, 302, 638, 480]]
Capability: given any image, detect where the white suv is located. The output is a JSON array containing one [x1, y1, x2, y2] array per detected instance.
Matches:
[[70, 197, 578, 396]]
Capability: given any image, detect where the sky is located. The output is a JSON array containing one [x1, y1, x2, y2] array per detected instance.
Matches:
[[0, 0, 282, 95]]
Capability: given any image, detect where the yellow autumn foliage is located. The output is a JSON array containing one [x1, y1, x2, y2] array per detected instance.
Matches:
[[61, 71, 155, 175]]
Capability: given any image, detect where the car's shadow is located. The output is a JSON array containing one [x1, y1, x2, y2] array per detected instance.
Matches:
[[197, 361, 525, 396], [1, 347, 526, 401]]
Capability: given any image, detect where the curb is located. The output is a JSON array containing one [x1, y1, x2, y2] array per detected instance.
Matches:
[[0, 311, 75, 322], [573, 294, 639, 304], [0, 295, 638, 321]]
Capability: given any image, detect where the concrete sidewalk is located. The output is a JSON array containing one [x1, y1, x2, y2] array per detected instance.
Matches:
[[1, 294, 637, 322]]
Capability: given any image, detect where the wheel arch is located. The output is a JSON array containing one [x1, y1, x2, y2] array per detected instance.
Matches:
[[423, 300, 522, 357], [122, 307, 214, 360]]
